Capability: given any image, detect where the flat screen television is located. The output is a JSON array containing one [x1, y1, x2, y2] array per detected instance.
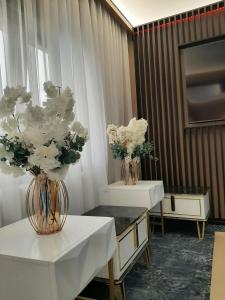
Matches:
[[180, 36, 225, 127]]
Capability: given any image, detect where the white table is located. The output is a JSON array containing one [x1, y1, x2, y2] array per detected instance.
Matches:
[[101, 180, 164, 209], [0, 215, 116, 300], [100, 180, 165, 234]]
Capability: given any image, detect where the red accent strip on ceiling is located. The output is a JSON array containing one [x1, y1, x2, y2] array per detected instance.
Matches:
[[134, 6, 225, 35]]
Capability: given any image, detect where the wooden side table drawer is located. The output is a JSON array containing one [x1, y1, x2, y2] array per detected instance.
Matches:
[[137, 216, 148, 246], [119, 228, 136, 270], [163, 197, 201, 217], [150, 191, 210, 239]]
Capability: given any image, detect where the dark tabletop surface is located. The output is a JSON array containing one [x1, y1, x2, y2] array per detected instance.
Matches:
[[164, 186, 209, 195], [83, 205, 148, 236]]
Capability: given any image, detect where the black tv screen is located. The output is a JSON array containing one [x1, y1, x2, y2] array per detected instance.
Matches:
[[181, 37, 225, 126]]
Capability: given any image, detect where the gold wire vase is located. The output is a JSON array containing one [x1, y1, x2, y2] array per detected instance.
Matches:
[[121, 159, 139, 185], [26, 173, 69, 235]]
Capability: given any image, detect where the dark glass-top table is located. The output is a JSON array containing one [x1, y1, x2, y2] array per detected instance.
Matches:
[[83, 205, 147, 236]]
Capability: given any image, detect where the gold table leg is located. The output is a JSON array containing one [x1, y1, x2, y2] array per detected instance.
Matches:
[[196, 221, 205, 240], [143, 245, 151, 268], [108, 258, 115, 300], [148, 200, 164, 236], [160, 201, 165, 236], [115, 281, 126, 300]]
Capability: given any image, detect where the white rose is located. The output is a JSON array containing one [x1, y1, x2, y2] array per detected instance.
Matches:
[[34, 143, 59, 159], [28, 155, 60, 171], [28, 143, 60, 171]]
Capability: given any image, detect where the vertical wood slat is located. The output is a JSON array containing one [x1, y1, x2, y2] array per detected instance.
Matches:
[[167, 23, 180, 186], [150, 24, 163, 180], [146, 25, 157, 180], [134, 1, 225, 218]]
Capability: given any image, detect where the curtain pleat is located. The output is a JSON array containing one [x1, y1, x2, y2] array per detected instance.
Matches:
[[0, 0, 132, 226]]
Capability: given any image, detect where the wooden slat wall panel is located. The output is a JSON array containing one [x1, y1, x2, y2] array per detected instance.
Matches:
[[134, 2, 225, 218]]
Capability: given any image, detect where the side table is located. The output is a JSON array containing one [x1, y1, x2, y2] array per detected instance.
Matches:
[[0, 216, 116, 300], [100, 181, 165, 235], [151, 186, 210, 239], [84, 205, 150, 300]]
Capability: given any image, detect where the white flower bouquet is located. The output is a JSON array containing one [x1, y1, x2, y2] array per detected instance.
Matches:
[[0, 82, 88, 180], [107, 118, 154, 162], [107, 118, 155, 184]]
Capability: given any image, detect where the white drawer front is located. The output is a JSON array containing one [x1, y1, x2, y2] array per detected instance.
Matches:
[[118, 229, 135, 270], [137, 217, 148, 246], [163, 197, 201, 216]]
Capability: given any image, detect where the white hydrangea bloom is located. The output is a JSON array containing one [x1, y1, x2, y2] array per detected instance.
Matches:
[[0, 82, 87, 179], [28, 143, 60, 171], [0, 86, 31, 117], [0, 145, 14, 161], [0, 162, 25, 177], [126, 142, 135, 155], [128, 118, 148, 145], [72, 121, 88, 139], [117, 126, 133, 145], [43, 81, 58, 98], [43, 88, 75, 124], [106, 124, 119, 144], [1, 117, 18, 137], [34, 143, 59, 158], [107, 117, 149, 159], [22, 103, 44, 127]]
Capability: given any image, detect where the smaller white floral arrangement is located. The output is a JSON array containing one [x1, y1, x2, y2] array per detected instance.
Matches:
[[0, 82, 88, 180], [106, 118, 155, 163]]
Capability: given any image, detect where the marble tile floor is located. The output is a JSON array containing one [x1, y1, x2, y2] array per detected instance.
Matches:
[[81, 220, 225, 300]]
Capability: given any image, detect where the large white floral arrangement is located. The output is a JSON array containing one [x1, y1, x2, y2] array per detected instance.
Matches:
[[107, 118, 154, 163], [0, 82, 88, 180]]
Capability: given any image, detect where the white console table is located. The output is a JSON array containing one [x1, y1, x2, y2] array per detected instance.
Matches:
[[101, 181, 164, 209], [151, 188, 210, 239], [0, 215, 116, 300], [100, 181, 165, 234]]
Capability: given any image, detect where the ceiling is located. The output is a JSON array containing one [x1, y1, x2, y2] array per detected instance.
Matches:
[[111, 0, 219, 27]]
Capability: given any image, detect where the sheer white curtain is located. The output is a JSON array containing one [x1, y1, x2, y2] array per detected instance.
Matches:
[[0, 0, 132, 226]]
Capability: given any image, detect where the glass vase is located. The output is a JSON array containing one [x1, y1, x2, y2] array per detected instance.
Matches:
[[121, 159, 139, 185], [26, 172, 69, 234]]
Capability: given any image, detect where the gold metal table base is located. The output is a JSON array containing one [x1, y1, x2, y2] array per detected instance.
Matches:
[[108, 258, 115, 300], [76, 258, 115, 300], [196, 220, 206, 240], [149, 200, 165, 236], [94, 242, 151, 300]]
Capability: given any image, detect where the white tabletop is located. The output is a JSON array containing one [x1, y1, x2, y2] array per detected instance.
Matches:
[[108, 180, 164, 190], [101, 180, 165, 210], [0, 215, 114, 264], [0, 215, 116, 300]]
